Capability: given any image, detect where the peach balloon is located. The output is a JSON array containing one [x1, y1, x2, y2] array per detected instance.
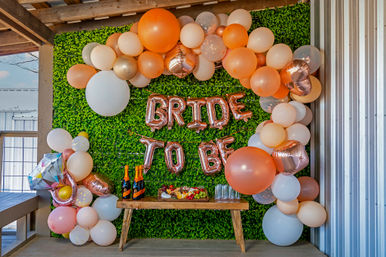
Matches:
[[297, 201, 327, 227], [137, 51, 164, 79], [193, 55, 215, 81], [223, 47, 257, 79], [277, 199, 299, 215], [260, 123, 286, 148], [298, 176, 320, 201], [286, 123, 311, 145], [225, 147, 276, 195], [118, 32, 143, 57], [247, 27, 275, 53], [256, 53, 266, 67], [272, 84, 289, 99], [105, 33, 123, 56], [239, 77, 251, 89], [138, 8, 180, 53], [215, 26, 226, 37], [222, 24, 248, 49], [76, 207, 98, 229], [290, 75, 322, 103], [180, 23, 205, 49], [130, 22, 138, 33], [90, 45, 116, 70], [271, 103, 297, 128], [266, 43, 293, 70], [227, 9, 252, 31], [129, 71, 151, 88], [250, 66, 281, 97], [67, 64, 97, 89]]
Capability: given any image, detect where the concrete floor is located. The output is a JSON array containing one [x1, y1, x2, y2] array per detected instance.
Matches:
[[10, 237, 326, 257]]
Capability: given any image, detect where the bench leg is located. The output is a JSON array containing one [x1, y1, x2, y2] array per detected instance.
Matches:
[[230, 210, 245, 253], [119, 208, 133, 251]]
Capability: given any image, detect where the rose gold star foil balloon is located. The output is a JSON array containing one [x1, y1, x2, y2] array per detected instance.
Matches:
[[82, 173, 113, 196], [272, 140, 309, 175], [280, 60, 312, 96], [165, 44, 197, 78]]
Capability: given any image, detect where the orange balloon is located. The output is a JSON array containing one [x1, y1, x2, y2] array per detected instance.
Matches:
[[130, 22, 138, 33], [138, 8, 180, 53], [256, 53, 266, 67], [223, 47, 257, 79], [105, 33, 123, 56], [138, 51, 164, 78], [66, 64, 97, 89], [239, 77, 251, 89], [272, 84, 289, 99], [297, 176, 320, 201], [225, 147, 276, 195], [250, 66, 281, 97], [222, 24, 248, 49]]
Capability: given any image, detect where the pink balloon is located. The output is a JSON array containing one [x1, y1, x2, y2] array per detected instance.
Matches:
[[47, 206, 77, 234], [62, 148, 74, 161]]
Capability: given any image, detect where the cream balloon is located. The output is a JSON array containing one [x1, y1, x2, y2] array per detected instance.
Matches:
[[75, 185, 93, 207], [291, 76, 322, 103], [180, 23, 205, 49], [129, 71, 151, 88], [86, 70, 130, 116], [47, 128, 73, 153], [277, 199, 299, 215], [193, 55, 215, 81], [286, 123, 311, 145], [288, 101, 306, 122], [76, 207, 99, 229], [67, 151, 93, 182], [255, 120, 273, 134], [90, 45, 116, 70], [178, 15, 194, 27], [82, 42, 99, 66], [260, 123, 287, 148], [266, 43, 293, 70], [90, 220, 117, 246], [247, 27, 275, 53], [216, 13, 228, 26], [297, 201, 327, 227], [299, 105, 313, 126], [118, 32, 143, 56], [69, 225, 89, 246], [227, 9, 252, 31], [271, 103, 297, 128]]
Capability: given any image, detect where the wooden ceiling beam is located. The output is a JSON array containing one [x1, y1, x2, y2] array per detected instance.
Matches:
[[54, 0, 298, 33], [63, 0, 81, 4], [0, 42, 38, 56], [18, 0, 57, 3], [0, 30, 30, 46], [0, 0, 54, 45]]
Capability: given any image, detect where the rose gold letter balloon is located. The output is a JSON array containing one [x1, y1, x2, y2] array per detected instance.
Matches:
[[272, 140, 309, 175], [139, 137, 165, 174], [82, 173, 113, 196], [164, 142, 185, 174], [225, 147, 276, 195], [145, 94, 168, 131], [206, 96, 230, 129], [280, 60, 312, 96], [198, 141, 222, 175], [227, 92, 253, 122], [168, 96, 186, 129], [216, 136, 235, 166], [250, 66, 281, 97], [297, 176, 320, 201], [165, 43, 196, 78], [187, 98, 207, 132]]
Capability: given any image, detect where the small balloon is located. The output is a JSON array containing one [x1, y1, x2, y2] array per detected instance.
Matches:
[[272, 140, 309, 175], [75, 185, 93, 207], [286, 123, 311, 145], [66, 64, 97, 89], [90, 220, 117, 246], [297, 201, 327, 227], [248, 133, 274, 155], [178, 15, 194, 27], [118, 31, 143, 56], [82, 173, 113, 196], [247, 27, 274, 53], [271, 103, 297, 128], [227, 9, 252, 31], [62, 148, 74, 161], [222, 24, 248, 49], [105, 33, 123, 56], [164, 43, 196, 78], [69, 225, 89, 246], [299, 105, 313, 126], [252, 186, 276, 204], [164, 142, 185, 174], [293, 45, 322, 73], [47, 128, 72, 153], [129, 71, 151, 88], [139, 137, 165, 174], [168, 96, 186, 129], [227, 92, 252, 122], [223, 47, 257, 79], [187, 98, 207, 132], [47, 206, 77, 234], [198, 141, 222, 175], [195, 11, 218, 34], [290, 75, 322, 103], [145, 94, 168, 131], [260, 123, 287, 148], [259, 95, 289, 113], [113, 55, 137, 80], [82, 42, 100, 66], [200, 34, 227, 62], [280, 60, 312, 96], [277, 199, 299, 215], [271, 173, 301, 202], [272, 84, 290, 99], [76, 206, 98, 229], [180, 23, 205, 49], [256, 53, 266, 67], [216, 13, 228, 26], [58, 185, 72, 201], [288, 101, 307, 122], [193, 55, 215, 81], [298, 176, 320, 201], [72, 136, 89, 152], [138, 51, 164, 79], [250, 66, 281, 97], [215, 25, 226, 37], [215, 136, 235, 166], [130, 22, 138, 33], [90, 45, 116, 71], [92, 195, 122, 221], [266, 44, 293, 70]]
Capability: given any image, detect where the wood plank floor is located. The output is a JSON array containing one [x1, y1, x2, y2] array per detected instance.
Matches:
[[10, 237, 326, 257]]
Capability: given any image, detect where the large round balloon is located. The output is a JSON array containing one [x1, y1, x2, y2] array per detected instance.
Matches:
[[47, 128, 72, 153], [69, 225, 89, 246], [90, 220, 117, 246], [47, 206, 77, 234], [262, 205, 303, 246], [225, 147, 276, 195], [66, 64, 96, 89], [138, 8, 180, 53], [297, 201, 327, 227], [67, 151, 93, 182], [92, 195, 122, 221], [86, 70, 130, 116], [271, 102, 297, 128], [223, 47, 257, 79]]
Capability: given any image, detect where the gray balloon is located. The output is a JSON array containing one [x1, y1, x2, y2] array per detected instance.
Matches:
[[259, 96, 289, 113], [252, 186, 276, 204], [82, 42, 100, 66]]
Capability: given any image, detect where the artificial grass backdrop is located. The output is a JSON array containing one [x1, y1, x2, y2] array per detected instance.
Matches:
[[53, 3, 310, 240]]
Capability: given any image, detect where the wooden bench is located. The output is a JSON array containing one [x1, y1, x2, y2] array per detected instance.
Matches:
[[116, 197, 249, 253]]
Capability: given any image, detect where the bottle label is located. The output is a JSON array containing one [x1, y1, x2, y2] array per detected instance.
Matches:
[[133, 188, 145, 199]]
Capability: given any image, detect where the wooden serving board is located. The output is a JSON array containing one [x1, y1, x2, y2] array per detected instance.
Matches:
[[157, 189, 209, 202]]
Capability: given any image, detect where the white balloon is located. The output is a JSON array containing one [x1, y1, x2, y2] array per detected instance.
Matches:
[[47, 128, 72, 153], [248, 133, 274, 155], [193, 55, 215, 81], [286, 123, 311, 145], [86, 70, 130, 116], [72, 136, 89, 152], [299, 105, 313, 126], [92, 195, 122, 221], [227, 9, 252, 31], [82, 42, 99, 66], [67, 151, 93, 182], [180, 23, 205, 49], [90, 220, 117, 246], [262, 205, 303, 246], [129, 71, 151, 88], [69, 225, 90, 246], [271, 174, 301, 202], [75, 185, 93, 207], [77, 207, 99, 229], [252, 186, 276, 204], [289, 101, 306, 122], [271, 103, 297, 127], [259, 96, 289, 113]]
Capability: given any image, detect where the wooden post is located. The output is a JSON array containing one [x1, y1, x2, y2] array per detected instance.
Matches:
[[36, 44, 53, 236]]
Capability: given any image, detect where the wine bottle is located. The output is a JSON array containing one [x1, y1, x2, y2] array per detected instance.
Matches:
[[122, 165, 131, 200], [139, 165, 145, 198], [133, 166, 140, 200]]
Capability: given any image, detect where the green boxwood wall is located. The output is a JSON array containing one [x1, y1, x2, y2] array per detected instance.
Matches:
[[53, 3, 310, 240]]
